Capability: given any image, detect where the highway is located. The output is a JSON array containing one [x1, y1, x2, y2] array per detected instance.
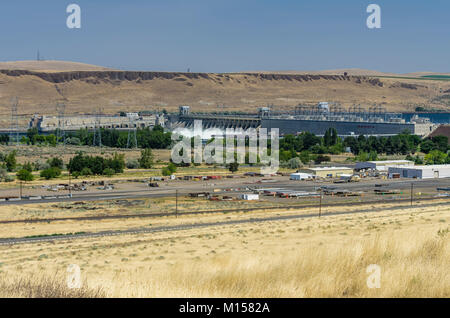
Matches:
[[0, 177, 448, 207]]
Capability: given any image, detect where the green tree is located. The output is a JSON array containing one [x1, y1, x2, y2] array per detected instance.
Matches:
[[40, 167, 62, 180], [287, 157, 302, 169], [5, 151, 17, 172], [48, 157, 64, 169], [22, 162, 34, 172], [103, 168, 115, 177], [424, 150, 447, 165], [17, 169, 34, 181], [26, 127, 39, 145], [139, 148, 154, 169], [228, 162, 239, 173]]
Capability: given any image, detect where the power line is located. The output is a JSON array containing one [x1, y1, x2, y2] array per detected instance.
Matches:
[[127, 114, 138, 148], [93, 108, 103, 147], [56, 102, 66, 145], [10, 97, 19, 145]]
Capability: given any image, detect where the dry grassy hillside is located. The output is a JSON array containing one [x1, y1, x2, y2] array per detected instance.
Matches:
[[0, 67, 449, 128], [0, 60, 115, 72]]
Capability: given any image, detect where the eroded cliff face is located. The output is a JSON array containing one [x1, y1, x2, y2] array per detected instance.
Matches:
[[0, 69, 447, 129], [0, 69, 383, 86]]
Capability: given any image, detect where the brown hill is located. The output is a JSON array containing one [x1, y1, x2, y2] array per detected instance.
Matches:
[[0, 60, 115, 72], [0, 68, 449, 128], [244, 69, 399, 77]]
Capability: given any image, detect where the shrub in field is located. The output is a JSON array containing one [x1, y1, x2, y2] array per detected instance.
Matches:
[[34, 160, 50, 171], [126, 159, 140, 169], [48, 157, 64, 169], [22, 162, 34, 172], [103, 168, 115, 177], [16, 169, 34, 181], [81, 167, 93, 176], [162, 167, 172, 176], [228, 162, 239, 173], [287, 158, 302, 169], [139, 148, 154, 169], [40, 167, 62, 180], [66, 137, 81, 145]]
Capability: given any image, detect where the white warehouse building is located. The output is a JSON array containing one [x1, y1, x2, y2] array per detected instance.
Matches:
[[388, 165, 450, 179], [355, 160, 414, 172]]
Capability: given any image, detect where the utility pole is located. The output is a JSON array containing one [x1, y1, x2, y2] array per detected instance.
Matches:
[[411, 183, 414, 207], [19, 181, 22, 199], [175, 190, 178, 218], [319, 192, 322, 217], [69, 172, 72, 198]]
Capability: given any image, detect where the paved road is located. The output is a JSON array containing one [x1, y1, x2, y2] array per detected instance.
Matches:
[[0, 200, 448, 246], [1, 178, 448, 207]]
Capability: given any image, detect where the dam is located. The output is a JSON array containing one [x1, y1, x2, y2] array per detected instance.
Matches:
[[169, 104, 437, 137]]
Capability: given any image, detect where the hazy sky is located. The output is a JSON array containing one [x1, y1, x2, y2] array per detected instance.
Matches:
[[0, 0, 449, 73]]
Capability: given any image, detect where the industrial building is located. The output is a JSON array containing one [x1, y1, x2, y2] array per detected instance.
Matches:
[[169, 104, 437, 137], [298, 167, 354, 178], [388, 165, 450, 179], [355, 160, 414, 172], [29, 113, 165, 133], [290, 172, 313, 180]]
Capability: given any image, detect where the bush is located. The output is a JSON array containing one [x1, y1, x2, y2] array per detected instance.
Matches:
[[314, 155, 331, 164], [139, 149, 154, 169], [0, 168, 8, 182], [287, 158, 302, 169], [81, 168, 93, 176], [48, 157, 64, 169], [66, 137, 81, 145], [40, 167, 62, 180], [167, 162, 177, 174], [126, 159, 140, 169], [22, 162, 34, 172], [103, 168, 115, 177], [228, 162, 239, 173], [161, 167, 172, 176], [34, 160, 50, 171], [16, 169, 34, 181]]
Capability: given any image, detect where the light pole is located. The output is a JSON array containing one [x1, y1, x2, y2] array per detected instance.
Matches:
[[175, 190, 178, 218], [69, 171, 72, 198], [319, 192, 322, 218]]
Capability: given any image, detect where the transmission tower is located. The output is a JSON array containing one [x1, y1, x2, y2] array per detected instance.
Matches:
[[56, 102, 66, 145], [93, 108, 103, 147], [127, 115, 138, 148], [10, 97, 19, 145]]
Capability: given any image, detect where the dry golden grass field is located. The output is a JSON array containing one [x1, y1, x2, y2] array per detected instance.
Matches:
[[0, 198, 448, 298]]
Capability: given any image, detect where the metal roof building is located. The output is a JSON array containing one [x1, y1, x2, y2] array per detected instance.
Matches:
[[355, 160, 414, 172], [388, 165, 450, 179]]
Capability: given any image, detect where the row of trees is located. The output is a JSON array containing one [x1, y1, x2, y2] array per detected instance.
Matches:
[[66, 125, 172, 149], [2, 125, 172, 150], [67, 153, 125, 178], [342, 132, 447, 156]]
